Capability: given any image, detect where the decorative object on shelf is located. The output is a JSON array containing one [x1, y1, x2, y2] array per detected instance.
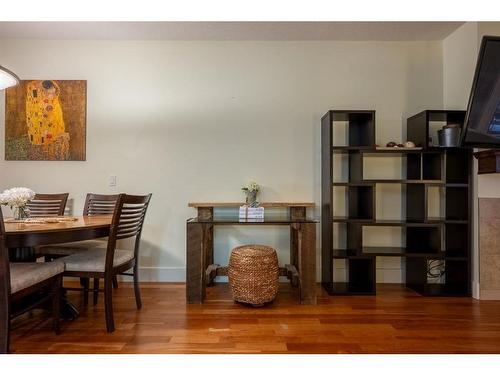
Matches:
[[377, 140, 420, 151], [427, 259, 446, 284], [239, 206, 265, 221], [376, 146, 422, 151], [5, 80, 87, 161], [0, 187, 35, 220], [438, 123, 461, 147], [241, 181, 260, 207], [228, 244, 279, 306], [0, 65, 20, 90]]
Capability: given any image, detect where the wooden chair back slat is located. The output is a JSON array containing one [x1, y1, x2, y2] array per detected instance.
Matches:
[[105, 194, 152, 271], [83, 194, 120, 216], [26, 193, 69, 217]]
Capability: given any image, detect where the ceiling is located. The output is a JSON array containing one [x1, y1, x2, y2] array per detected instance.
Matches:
[[0, 22, 465, 41]]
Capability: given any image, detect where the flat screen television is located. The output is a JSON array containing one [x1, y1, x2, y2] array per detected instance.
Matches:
[[461, 35, 500, 148]]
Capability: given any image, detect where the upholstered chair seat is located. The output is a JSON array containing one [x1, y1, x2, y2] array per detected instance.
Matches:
[[36, 239, 108, 256], [62, 247, 134, 273], [9, 261, 65, 294]]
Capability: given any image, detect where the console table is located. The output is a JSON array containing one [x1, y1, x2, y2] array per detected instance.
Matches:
[[186, 202, 317, 305]]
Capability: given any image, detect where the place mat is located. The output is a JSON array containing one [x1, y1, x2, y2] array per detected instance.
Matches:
[[5, 216, 79, 224]]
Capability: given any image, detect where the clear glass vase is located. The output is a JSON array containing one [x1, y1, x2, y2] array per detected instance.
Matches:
[[245, 191, 258, 207], [14, 205, 29, 221]]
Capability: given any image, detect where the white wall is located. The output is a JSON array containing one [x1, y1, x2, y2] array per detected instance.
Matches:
[[0, 39, 444, 282], [443, 22, 478, 109]]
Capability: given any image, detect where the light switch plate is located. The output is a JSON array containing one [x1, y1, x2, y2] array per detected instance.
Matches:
[[109, 175, 117, 187]]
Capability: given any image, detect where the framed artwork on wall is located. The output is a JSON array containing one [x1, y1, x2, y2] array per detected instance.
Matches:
[[5, 80, 87, 161]]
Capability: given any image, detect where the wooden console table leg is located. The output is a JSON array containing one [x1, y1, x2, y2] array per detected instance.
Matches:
[[197, 207, 214, 285], [204, 224, 216, 286], [297, 222, 317, 305], [289, 206, 306, 270], [186, 222, 206, 304], [290, 227, 298, 270]]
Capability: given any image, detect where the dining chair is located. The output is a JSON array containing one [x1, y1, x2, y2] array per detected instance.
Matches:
[[0, 209, 63, 354], [61, 193, 152, 333], [35, 193, 120, 304], [37, 193, 119, 257], [26, 193, 69, 217]]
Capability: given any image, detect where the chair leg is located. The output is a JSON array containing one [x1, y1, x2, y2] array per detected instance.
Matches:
[[133, 264, 142, 310], [104, 276, 115, 333], [82, 278, 89, 306], [52, 275, 61, 335], [112, 276, 119, 289], [93, 278, 100, 306], [0, 299, 9, 354]]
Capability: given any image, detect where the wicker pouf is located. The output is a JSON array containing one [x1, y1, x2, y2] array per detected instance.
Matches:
[[228, 244, 279, 306]]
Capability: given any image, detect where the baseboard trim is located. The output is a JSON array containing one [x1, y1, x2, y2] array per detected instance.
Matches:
[[472, 281, 480, 300], [118, 267, 185, 282], [127, 266, 403, 283]]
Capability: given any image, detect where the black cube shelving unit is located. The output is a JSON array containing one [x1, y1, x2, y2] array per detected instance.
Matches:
[[321, 109, 472, 297]]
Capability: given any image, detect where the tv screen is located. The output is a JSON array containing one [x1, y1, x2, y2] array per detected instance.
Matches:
[[461, 36, 500, 147]]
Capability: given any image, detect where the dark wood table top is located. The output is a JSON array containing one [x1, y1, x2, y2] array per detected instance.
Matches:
[[4, 215, 113, 248], [4, 215, 112, 234]]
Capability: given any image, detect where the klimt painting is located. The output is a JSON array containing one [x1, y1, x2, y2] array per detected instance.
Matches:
[[5, 80, 86, 161]]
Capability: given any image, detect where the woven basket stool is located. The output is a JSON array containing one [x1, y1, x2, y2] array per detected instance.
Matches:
[[228, 244, 279, 306]]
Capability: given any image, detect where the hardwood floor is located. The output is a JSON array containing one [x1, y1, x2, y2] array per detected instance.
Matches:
[[8, 282, 500, 354]]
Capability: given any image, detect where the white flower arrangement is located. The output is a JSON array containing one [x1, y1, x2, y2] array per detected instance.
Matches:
[[0, 187, 35, 219], [241, 181, 260, 193]]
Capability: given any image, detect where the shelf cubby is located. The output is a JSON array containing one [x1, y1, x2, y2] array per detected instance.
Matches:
[[348, 258, 376, 293], [323, 257, 376, 295], [445, 186, 469, 221], [406, 184, 426, 222], [444, 259, 470, 293], [444, 223, 469, 258], [406, 258, 469, 296], [407, 110, 466, 149], [329, 110, 375, 148], [422, 153, 442, 180], [406, 226, 442, 255], [445, 149, 470, 184], [406, 153, 421, 180], [348, 185, 375, 220]]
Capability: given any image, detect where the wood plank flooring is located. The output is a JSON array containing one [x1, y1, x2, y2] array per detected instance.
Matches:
[[8, 282, 500, 353]]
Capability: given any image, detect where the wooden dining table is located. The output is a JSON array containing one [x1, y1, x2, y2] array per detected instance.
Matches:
[[4, 215, 112, 249], [4, 215, 113, 318]]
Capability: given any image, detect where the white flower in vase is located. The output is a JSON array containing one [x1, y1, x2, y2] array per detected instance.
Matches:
[[0, 187, 35, 220]]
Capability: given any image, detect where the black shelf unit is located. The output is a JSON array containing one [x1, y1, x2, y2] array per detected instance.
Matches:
[[321, 109, 472, 296]]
